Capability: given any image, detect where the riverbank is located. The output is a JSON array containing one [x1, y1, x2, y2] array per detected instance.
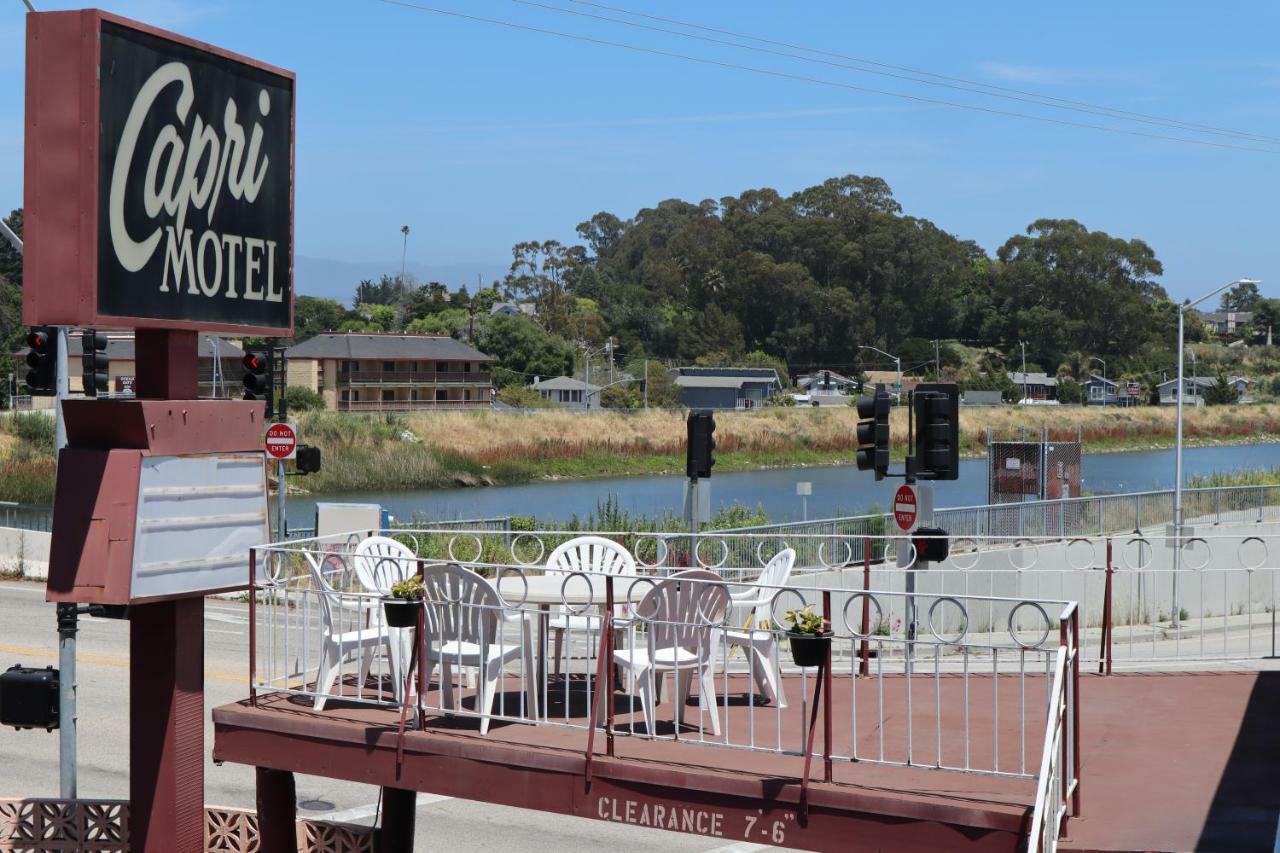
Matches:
[[287, 404, 1280, 495], [5, 404, 1280, 502]]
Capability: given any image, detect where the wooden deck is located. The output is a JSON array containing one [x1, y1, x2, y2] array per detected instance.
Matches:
[[213, 670, 1280, 852]]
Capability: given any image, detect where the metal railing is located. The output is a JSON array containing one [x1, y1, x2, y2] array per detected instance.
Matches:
[[0, 501, 53, 533], [250, 531, 1079, 788], [339, 370, 491, 385], [335, 399, 492, 412], [720, 483, 1280, 560]]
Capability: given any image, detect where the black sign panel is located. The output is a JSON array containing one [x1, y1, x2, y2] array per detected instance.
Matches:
[[97, 22, 292, 329]]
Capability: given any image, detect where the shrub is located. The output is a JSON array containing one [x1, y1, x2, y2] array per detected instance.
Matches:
[[9, 413, 55, 453], [283, 386, 325, 413], [497, 385, 554, 409]]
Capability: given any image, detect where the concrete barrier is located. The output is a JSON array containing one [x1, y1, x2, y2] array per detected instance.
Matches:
[[0, 526, 51, 580]]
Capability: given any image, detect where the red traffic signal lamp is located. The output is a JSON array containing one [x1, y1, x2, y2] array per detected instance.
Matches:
[[855, 389, 890, 480], [24, 326, 58, 396], [241, 348, 274, 414]]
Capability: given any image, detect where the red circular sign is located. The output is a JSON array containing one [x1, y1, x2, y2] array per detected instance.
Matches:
[[893, 485, 918, 531], [265, 422, 297, 459]]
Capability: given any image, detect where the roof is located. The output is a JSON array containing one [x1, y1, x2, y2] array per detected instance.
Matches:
[[1157, 375, 1250, 390], [1084, 374, 1117, 387], [674, 366, 780, 380], [674, 375, 753, 389], [531, 376, 600, 392], [1008, 372, 1058, 386], [285, 333, 493, 362], [15, 333, 242, 361], [1200, 311, 1254, 322], [798, 370, 856, 389]]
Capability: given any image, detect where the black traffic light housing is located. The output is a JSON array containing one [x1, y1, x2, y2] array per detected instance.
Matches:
[[855, 387, 891, 480], [24, 326, 58, 396], [911, 526, 950, 563], [0, 664, 59, 731], [242, 347, 273, 414], [686, 410, 716, 479], [295, 444, 322, 475], [82, 329, 109, 397], [912, 382, 959, 481]]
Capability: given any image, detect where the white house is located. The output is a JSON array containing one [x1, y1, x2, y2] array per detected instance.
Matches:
[[531, 375, 602, 410], [1157, 375, 1251, 405]]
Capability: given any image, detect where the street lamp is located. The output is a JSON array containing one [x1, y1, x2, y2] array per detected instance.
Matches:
[[1173, 279, 1261, 626], [858, 345, 901, 403], [1090, 357, 1107, 407]]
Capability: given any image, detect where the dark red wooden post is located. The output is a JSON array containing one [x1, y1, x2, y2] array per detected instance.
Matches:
[[256, 767, 296, 852], [130, 330, 206, 852], [378, 787, 417, 852]]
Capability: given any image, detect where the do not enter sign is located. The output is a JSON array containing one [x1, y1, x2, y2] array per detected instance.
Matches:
[[265, 422, 297, 460], [893, 484, 919, 532]]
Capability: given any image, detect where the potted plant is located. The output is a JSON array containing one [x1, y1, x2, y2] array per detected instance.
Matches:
[[784, 606, 832, 668], [383, 576, 424, 628]]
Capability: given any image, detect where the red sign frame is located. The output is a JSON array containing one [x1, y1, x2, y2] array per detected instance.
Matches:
[[23, 10, 295, 336]]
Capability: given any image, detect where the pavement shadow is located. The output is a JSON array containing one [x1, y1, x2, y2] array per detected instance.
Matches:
[[1194, 670, 1280, 851]]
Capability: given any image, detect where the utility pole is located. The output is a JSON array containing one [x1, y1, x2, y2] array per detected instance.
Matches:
[[643, 358, 649, 410], [933, 339, 941, 380], [1020, 342, 1027, 402], [607, 337, 614, 385]]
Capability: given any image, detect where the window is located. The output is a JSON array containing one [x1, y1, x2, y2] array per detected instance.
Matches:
[[436, 389, 448, 402], [1089, 385, 1104, 400], [341, 390, 349, 402], [570, 390, 582, 403], [382, 390, 395, 402], [464, 389, 472, 401], [463, 362, 471, 373], [382, 361, 395, 372], [410, 389, 418, 401], [436, 362, 448, 373]]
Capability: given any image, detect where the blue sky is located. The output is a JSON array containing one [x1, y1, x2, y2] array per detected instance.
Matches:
[[1, 1, 1277, 302]]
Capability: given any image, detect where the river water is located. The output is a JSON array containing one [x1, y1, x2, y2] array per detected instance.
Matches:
[[287, 442, 1280, 529]]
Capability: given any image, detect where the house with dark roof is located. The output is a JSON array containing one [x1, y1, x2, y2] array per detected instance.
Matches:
[[670, 367, 782, 410], [1007, 371, 1057, 401], [284, 333, 494, 412], [530, 375, 602, 410]]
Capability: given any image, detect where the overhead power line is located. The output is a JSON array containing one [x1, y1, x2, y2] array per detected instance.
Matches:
[[566, 0, 1280, 147], [377, 0, 1280, 155]]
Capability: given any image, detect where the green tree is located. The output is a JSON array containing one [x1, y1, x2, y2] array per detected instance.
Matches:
[[291, 296, 349, 343], [504, 240, 586, 336], [1219, 280, 1261, 313], [283, 386, 325, 412], [1203, 371, 1240, 405], [473, 315, 575, 387]]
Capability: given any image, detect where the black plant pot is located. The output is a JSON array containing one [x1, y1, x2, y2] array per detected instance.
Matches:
[[383, 598, 420, 628], [788, 632, 833, 668]]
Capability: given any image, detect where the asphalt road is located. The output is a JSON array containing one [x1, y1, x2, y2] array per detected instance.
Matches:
[[0, 581, 760, 852]]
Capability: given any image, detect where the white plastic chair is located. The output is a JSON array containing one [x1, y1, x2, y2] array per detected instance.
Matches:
[[720, 548, 795, 707], [544, 536, 636, 677], [614, 569, 730, 736], [421, 563, 539, 734], [352, 535, 417, 594], [305, 552, 404, 711]]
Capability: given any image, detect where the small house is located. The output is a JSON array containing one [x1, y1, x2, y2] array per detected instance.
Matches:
[[1008, 372, 1057, 401], [671, 367, 782, 410], [530, 376, 602, 410]]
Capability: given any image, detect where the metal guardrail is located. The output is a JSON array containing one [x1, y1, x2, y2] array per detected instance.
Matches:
[[0, 501, 53, 533], [720, 484, 1280, 557]]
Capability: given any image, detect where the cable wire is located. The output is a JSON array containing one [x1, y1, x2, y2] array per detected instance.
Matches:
[[376, 0, 1280, 155], [567, 0, 1280, 146]]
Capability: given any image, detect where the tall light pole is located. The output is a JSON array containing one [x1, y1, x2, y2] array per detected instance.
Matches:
[[858, 345, 901, 403], [1090, 356, 1107, 407], [1020, 341, 1028, 401], [399, 225, 410, 285], [1173, 279, 1261, 627]]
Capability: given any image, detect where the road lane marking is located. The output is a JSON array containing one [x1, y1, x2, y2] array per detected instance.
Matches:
[[311, 793, 452, 824], [0, 642, 247, 684]]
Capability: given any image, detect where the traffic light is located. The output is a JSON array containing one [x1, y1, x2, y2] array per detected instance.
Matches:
[[295, 444, 322, 475], [242, 347, 273, 414], [23, 326, 58, 396], [911, 526, 950, 563], [81, 330, 109, 397], [912, 382, 959, 481], [686, 410, 716, 479], [855, 388, 890, 480]]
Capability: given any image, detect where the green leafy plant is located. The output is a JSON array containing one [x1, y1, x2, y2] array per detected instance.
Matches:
[[388, 576, 424, 601], [783, 605, 830, 636]]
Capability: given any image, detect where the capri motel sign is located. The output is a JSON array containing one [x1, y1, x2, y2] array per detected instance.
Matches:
[[25, 10, 294, 335], [26, 10, 294, 851]]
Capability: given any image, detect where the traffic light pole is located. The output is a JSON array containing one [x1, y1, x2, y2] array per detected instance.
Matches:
[[10, 220, 79, 798]]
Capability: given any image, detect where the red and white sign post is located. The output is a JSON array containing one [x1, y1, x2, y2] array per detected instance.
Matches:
[[265, 422, 298, 460]]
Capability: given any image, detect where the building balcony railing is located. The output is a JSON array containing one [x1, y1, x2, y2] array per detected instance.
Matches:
[[337, 399, 492, 412], [338, 370, 491, 385]]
